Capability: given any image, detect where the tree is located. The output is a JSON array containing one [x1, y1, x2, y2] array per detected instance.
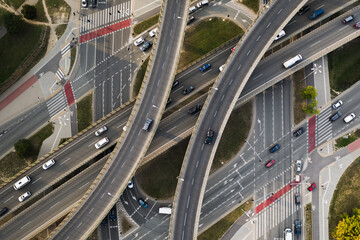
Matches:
[[333, 208, 360, 239], [21, 5, 37, 20], [3, 12, 24, 35], [302, 100, 319, 115], [14, 139, 34, 158], [300, 86, 317, 100]]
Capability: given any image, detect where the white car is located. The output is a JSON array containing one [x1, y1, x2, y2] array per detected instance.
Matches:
[[149, 28, 157, 37], [95, 137, 109, 149], [296, 160, 302, 173], [134, 37, 144, 46], [82, 0, 88, 7], [219, 64, 225, 72], [18, 191, 31, 202], [128, 180, 134, 189], [95, 126, 108, 136], [344, 113, 356, 123], [332, 100, 343, 109], [274, 30, 286, 40], [42, 159, 55, 170]]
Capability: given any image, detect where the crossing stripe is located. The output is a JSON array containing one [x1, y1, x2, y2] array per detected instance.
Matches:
[[79, 18, 131, 43], [255, 179, 299, 214]]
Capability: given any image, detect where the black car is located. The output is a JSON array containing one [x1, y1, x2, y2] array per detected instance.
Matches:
[[294, 193, 300, 205], [298, 5, 310, 15], [187, 15, 195, 25], [0, 207, 8, 217], [293, 127, 304, 137], [205, 129, 215, 144], [183, 85, 195, 95], [172, 80, 179, 89], [188, 105, 202, 114], [294, 219, 301, 234], [109, 207, 116, 221], [269, 144, 280, 153], [141, 41, 153, 51], [329, 111, 342, 122], [101, 217, 108, 226], [166, 98, 172, 106]]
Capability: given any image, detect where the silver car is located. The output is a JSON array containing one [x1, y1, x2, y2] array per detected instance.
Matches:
[[332, 100, 343, 109], [95, 126, 108, 136], [42, 159, 55, 170], [18, 191, 31, 202]]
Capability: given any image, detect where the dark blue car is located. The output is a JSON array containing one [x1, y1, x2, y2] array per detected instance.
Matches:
[[269, 144, 280, 153], [200, 63, 211, 72]]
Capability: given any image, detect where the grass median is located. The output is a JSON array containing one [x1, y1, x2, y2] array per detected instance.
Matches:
[[329, 156, 360, 239], [179, 17, 243, 69], [328, 37, 360, 92], [133, 14, 159, 36], [77, 94, 93, 132], [133, 58, 149, 97], [198, 198, 253, 240], [212, 101, 252, 173], [293, 70, 307, 125], [305, 203, 312, 240]]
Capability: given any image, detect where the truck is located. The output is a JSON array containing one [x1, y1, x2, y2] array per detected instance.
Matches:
[[283, 54, 302, 68], [309, 8, 324, 20], [159, 207, 172, 215]]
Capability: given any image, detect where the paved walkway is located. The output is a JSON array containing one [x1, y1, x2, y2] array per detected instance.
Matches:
[[319, 139, 360, 240]]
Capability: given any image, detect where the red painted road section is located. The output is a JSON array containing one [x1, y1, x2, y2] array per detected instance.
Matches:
[[347, 138, 360, 153], [64, 81, 75, 106], [79, 19, 131, 43], [255, 180, 299, 214], [0, 75, 38, 111], [308, 115, 316, 153]]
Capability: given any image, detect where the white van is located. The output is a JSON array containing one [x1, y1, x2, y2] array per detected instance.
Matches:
[[284, 228, 293, 240], [95, 137, 109, 149], [189, 6, 197, 14], [14, 176, 31, 190], [159, 207, 172, 215], [283, 54, 302, 68]]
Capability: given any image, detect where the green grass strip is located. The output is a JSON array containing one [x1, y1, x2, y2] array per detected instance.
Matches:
[[179, 17, 243, 69], [328, 37, 360, 92], [198, 199, 253, 240], [133, 14, 159, 36], [77, 94, 93, 132]]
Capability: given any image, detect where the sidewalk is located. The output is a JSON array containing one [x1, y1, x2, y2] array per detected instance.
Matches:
[[0, 0, 80, 124], [318, 139, 360, 240]]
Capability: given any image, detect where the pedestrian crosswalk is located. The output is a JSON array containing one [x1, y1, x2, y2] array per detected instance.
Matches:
[[316, 106, 332, 146], [255, 186, 301, 239], [55, 68, 66, 82], [61, 43, 71, 56], [80, 2, 131, 34], [46, 91, 67, 118]]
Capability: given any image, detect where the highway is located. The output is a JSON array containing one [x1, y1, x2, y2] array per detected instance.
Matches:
[[48, 0, 190, 237], [3, 78, 360, 239], [2, 3, 360, 223], [2, 15, 360, 238], [169, 0, 309, 239]]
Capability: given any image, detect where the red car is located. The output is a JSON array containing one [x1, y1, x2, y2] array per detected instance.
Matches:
[[308, 182, 316, 191], [354, 22, 360, 29], [231, 47, 236, 52], [265, 159, 275, 168]]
